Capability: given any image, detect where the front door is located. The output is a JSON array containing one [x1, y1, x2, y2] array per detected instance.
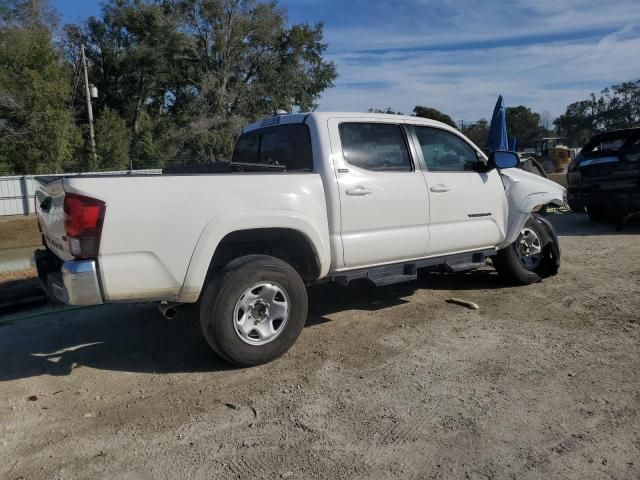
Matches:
[[410, 125, 507, 256], [329, 119, 430, 268]]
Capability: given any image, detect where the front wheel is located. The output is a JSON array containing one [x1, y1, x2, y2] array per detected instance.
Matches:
[[493, 217, 548, 285], [200, 254, 308, 367]]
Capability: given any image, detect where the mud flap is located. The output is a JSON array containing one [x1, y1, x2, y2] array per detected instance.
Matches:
[[532, 214, 560, 277]]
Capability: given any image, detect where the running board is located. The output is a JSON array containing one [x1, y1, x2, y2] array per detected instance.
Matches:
[[332, 249, 495, 287]]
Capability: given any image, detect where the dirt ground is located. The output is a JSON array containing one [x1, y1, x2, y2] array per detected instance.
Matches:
[[1, 213, 639, 479], [0, 216, 41, 251]]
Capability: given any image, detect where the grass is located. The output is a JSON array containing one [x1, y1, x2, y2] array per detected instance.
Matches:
[[0, 216, 41, 251]]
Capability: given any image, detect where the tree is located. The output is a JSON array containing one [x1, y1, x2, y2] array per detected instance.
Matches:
[[412, 106, 456, 128], [95, 107, 130, 170], [462, 118, 489, 147], [505, 106, 541, 147], [555, 80, 640, 146], [368, 107, 402, 115], [600, 81, 640, 130], [0, 0, 81, 174], [554, 95, 602, 146], [66, 0, 337, 165], [167, 0, 336, 163], [540, 110, 551, 130]]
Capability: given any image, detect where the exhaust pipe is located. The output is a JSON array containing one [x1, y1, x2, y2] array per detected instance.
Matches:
[[158, 302, 178, 320]]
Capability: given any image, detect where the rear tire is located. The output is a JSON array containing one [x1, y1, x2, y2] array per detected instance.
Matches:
[[494, 217, 547, 285], [199, 254, 308, 367]]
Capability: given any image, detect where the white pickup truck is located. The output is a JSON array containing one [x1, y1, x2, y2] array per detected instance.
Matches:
[[35, 112, 565, 366]]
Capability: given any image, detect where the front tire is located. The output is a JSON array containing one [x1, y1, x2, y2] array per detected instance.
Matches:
[[494, 217, 547, 285], [200, 255, 308, 367]]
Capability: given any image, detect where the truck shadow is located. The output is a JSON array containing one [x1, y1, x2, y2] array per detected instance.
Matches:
[[0, 303, 230, 381], [546, 212, 640, 236], [0, 269, 515, 382]]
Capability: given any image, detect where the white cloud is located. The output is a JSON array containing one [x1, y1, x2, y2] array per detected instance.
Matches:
[[314, 1, 640, 121]]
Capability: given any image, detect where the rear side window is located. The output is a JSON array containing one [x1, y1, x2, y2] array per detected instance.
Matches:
[[232, 124, 313, 171], [339, 123, 412, 171]]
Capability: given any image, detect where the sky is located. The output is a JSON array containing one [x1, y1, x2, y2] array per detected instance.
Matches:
[[50, 0, 640, 123]]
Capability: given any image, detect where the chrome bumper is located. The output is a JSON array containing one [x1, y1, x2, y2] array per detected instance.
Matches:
[[35, 250, 103, 305]]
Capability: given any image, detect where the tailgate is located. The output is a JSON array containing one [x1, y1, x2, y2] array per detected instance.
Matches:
[[34, 177, 73, 261]]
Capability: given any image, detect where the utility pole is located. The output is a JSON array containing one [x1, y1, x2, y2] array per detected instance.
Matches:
[[81, 45, 98, 169]]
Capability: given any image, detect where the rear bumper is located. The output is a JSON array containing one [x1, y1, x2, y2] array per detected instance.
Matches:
[[34, 249, 103, 305]]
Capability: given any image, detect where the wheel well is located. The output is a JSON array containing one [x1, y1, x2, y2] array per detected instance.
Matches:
[[209, 228, 321, 282]]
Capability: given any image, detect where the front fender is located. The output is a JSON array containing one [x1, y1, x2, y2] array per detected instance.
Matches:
[[178, 210, 331, 303], [499, 169, 565, 248]]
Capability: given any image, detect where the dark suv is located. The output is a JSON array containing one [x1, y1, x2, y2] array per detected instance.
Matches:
[[567, 128, 640, 222]]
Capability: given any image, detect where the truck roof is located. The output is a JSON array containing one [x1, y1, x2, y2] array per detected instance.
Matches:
[[241, 111, 458, 134]]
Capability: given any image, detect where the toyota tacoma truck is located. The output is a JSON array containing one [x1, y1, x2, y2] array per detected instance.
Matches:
[[34, 112, 565, 366]]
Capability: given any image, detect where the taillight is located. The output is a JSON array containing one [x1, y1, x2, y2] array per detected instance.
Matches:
[[63, 193, 106, 258]]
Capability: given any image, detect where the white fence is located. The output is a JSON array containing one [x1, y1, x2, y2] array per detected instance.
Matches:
[[0, 170, 161, 216]]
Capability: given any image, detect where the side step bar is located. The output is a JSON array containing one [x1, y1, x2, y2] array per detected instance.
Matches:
[[332, 249, 496, 287]]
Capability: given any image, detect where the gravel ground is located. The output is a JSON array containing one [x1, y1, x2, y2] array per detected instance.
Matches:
[[1, 213, 639, 479]]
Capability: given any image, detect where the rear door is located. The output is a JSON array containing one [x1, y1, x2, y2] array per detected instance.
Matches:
[[409, 125, 507, 256], [328, 118, 430, 268]]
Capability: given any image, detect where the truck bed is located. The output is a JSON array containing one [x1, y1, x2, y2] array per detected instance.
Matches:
[[35, 172, 330, 303]]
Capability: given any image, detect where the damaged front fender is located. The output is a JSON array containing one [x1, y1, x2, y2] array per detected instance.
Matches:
[[499, 168, 566, 248]]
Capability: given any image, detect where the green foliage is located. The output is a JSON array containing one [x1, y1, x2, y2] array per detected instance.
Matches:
[[505, 106, 541, 147], [0, 0, 81, 174], [555, 80, 640, 146], [95, 107, 130, 170], [0, 0, 337, 174], [462, 118, 489, 147], [65, 0, 337, 165], [413, 106, 457, 128], [368, 107, 403, 115]]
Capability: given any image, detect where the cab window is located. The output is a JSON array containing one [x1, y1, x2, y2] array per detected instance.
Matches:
[[339, 123, 412, 171], [232, 124, 313, 171], [414, 126, 480, 172]]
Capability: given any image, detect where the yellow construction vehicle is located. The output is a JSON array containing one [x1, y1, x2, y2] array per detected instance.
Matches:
[[534, 138, 573, 174]]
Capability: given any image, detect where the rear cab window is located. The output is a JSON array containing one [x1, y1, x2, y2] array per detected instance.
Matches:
[[581, 132, 640, 157], [232, 124, 313, 172]]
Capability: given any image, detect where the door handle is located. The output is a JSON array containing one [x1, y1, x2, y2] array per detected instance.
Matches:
[[429, 184, 450, 193], [345, 186, 373, 196]]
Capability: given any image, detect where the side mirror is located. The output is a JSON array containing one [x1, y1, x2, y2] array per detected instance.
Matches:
[[488, 150, 519, 170]]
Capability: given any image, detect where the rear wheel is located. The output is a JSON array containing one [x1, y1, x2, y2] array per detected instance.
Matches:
[[200, 254, 308, 366], [494, 217, 546, 285]]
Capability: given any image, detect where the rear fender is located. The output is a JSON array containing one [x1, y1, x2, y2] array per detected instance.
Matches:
[[178, 210, 330, 303]]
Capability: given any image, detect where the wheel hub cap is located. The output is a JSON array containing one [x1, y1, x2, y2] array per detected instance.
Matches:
[[515, 227, 543, 270], [233, 282, 290, 346]]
